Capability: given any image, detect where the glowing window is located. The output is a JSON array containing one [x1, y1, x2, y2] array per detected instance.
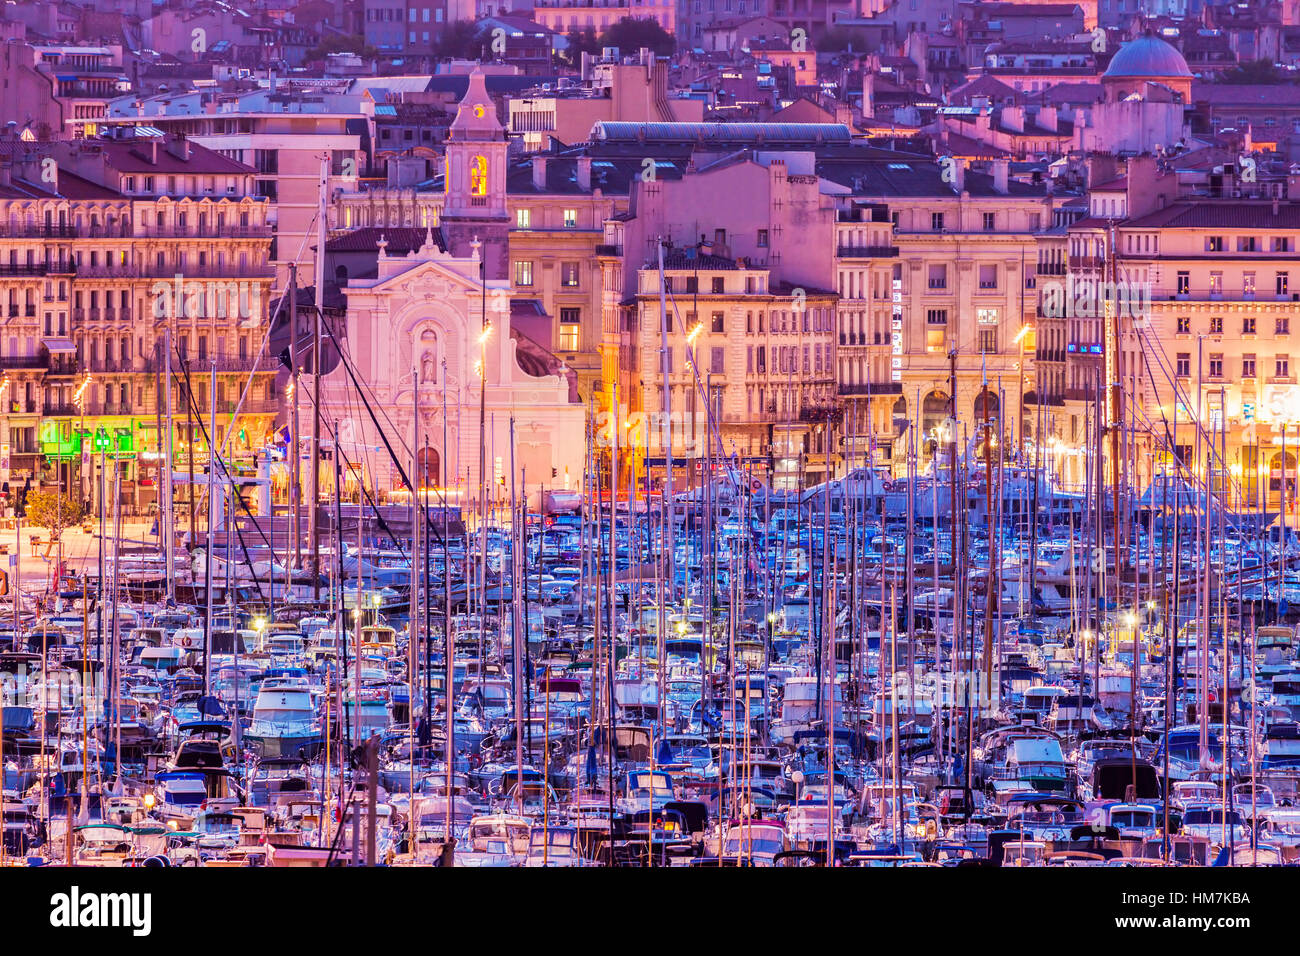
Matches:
[[470, 155, 488, 197]]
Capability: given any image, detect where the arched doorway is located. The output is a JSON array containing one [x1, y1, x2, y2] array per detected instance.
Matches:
[[922, 390, 950, 438], [890, 395, 907, 431], [1270, 451, 1296, 495], [973, 389, 1000, 424], [417, 446, 441, 489]]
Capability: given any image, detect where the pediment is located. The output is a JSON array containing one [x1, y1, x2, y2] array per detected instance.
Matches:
[[374, 258, 481, 300]]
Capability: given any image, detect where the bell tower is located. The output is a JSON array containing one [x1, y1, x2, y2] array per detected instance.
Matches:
[[442, 69, 510, 280]]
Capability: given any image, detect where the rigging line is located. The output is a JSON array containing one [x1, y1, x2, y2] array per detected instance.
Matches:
[[305, 297, 422, 469], [660, 285, 747, 495], [179, 256, 296, 521], [1133, 320, 1242, 494], [310, 305, 452, 548], [1121, 392, 1254, 553], [177, 200, 328, 523], [1132, 324, 1253, 519], [173, 353, 269, 604], [292, 379, 412, 559]]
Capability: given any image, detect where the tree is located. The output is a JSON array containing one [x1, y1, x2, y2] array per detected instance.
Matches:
[[816, 25, 870, 54], [436, 19, 483, 60], [24, 490, 86, 549], [562, 26, 601, 66], [1218, 59, 1288, 85], [598, 17, 676, 58], [305, 34, 379, 63]]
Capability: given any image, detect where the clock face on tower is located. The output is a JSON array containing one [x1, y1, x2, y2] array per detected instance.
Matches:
[[474, 105, 486, 118]]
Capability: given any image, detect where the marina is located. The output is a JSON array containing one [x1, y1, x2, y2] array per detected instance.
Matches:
[[0, 363, 1295, 870]]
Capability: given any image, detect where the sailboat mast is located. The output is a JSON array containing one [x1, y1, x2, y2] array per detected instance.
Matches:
[[508, 417, 524, 811], [657, 240, 675, 605], [442, 361, 454, 863], [409, 364, 420, 836], [290, 264, 301, 573], [204, 357, 217, 697], [163, 326, 175, 604], [309, 153, 327, 599]]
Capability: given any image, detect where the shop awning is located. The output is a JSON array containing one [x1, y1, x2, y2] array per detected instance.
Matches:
[[41, 338, 77, 354]]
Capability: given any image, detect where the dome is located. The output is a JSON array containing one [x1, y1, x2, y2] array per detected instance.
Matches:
[[1102, 34, 1192, 79]]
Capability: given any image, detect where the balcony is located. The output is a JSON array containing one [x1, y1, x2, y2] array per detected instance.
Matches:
[[837, 245, 899, 258], [136, 225, 273, 240], [75, 265, 139, 279], [0, 356, 49, 369], [0, 264, 48, 277], [142, 264, 274, 280], [220, 398, 280, 415], [595, 244, 622, 256], [0, 225, 80, 239], [836, 206, 891, 224], [42, 403, 80, 416], [838, 382, 903, 395], [44, 358, 80, 376]]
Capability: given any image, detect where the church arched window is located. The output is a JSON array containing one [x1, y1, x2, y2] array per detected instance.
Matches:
[[470, 155, 488, 197]]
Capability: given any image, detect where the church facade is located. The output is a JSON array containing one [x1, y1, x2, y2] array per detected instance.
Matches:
[[319, 71, 587, 508]]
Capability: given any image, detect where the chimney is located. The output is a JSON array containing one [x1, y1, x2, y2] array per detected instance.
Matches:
[[992, 158, 1009, 195], [149, 139, 158, 165], [576, 155, 592, 192], [862, 71, 875, 118], [167, 135, 190, 161], [1002, 105, 1024, 133], [953, 157, 966, 195], [1037, 105, 1058, 133], [532, 156, 548, 191]]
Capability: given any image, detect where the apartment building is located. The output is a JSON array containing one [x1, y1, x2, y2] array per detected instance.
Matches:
[[0, 41, 129, 140], [630, 252, 838, 490], [527, 0, 677, 35], [0, 132, 278, 509], [99, 86, 365, 288], [1122, 199, 1300, 509], [820, 152, 1056, 474]]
